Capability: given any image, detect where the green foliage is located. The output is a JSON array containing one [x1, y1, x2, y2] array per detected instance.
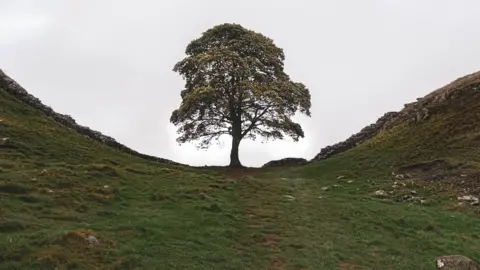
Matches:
[[170, 23, 311, 152]]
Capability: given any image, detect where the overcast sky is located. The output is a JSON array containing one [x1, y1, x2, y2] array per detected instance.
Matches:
[[1, 0, 479, 167]]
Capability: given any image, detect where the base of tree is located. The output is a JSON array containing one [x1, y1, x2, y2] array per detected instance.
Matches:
[[228, 163, 244, 168]]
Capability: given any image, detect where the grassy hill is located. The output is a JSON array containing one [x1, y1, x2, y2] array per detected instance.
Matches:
[[1, 71, 480, 269]]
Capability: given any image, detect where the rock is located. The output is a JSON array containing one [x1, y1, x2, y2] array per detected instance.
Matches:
[[86, 235, 100, 246], [398, 195, 414, 202], [284, 195, 295, 201], [471, 201, 479, 206], [0, 137, 10, 148], [321, 187, 329, 191], [347, 180, 354, 184], [395, 174, 405, 180], [411, 190, 417, 195], [337, 175, 345, 180], [262, 157, 307, 168], [333, 184, 340, 188], [458, 195, 479, 202], [374, 190, 388, 197], [436, 255, 480, 269]]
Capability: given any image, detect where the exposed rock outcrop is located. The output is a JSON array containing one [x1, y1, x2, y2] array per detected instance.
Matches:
[[0, 69, 185, 167], [262, 157, 307, 168], [385, 71, 480, 128]]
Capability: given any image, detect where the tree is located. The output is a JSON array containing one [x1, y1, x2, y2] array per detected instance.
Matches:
[[170, 23, 311, 167]]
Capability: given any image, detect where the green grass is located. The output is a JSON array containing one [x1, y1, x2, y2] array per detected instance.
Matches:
[[2, 82, 480, 270]]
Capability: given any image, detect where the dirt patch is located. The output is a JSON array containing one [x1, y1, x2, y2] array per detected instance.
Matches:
[[395, 159, 480, 197], [261, 233, 281, 250], [398, 159, 456, 174], [270, 255, 286, 270]]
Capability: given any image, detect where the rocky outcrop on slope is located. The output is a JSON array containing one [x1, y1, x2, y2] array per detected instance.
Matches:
[[262, 157, 307, 168], [311, 111, 399, 161], [385, 71, 480, 128], [0, 69, 185, 167]]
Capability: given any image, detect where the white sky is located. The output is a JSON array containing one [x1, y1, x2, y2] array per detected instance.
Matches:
[[1, 0, 479, 167]]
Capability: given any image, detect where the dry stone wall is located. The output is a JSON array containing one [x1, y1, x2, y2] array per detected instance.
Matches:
[[311, 111, 399, 161], [0, 69, 185, 167]]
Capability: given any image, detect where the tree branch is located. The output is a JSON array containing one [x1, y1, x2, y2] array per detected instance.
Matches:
[[241, 105, 272, 137]]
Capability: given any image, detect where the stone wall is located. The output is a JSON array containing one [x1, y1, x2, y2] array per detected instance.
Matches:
[[311, 111, 400, 162], [0, 69, 185, 167], [310, 71, 480, 163]]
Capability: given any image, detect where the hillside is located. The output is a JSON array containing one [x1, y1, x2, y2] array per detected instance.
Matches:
[[1, 70, 480, 269], [311, 70, 480, 164]]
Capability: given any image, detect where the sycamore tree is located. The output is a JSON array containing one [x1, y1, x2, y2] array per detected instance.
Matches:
[[170, 23, 311, 167]]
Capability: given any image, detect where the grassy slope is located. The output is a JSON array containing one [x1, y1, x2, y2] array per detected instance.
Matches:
[[0, 88, 259, 269], [2, 78, 480, 270]]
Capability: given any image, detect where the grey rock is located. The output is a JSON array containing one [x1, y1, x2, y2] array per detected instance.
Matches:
[[0, 137, 10, 148], [86, 235, 100, 246], [458, 195, 479, 202], [374, 190, 388, 197], [436, 255, 480, 269]]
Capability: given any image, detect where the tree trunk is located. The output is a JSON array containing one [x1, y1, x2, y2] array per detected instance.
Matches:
[[229, 135, 242, 167]]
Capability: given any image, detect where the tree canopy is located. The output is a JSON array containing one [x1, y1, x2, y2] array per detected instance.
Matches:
[[170, 23, 311, 167]]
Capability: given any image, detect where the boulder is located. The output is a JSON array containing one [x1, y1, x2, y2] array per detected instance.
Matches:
[[436, 255, 480, 269]]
